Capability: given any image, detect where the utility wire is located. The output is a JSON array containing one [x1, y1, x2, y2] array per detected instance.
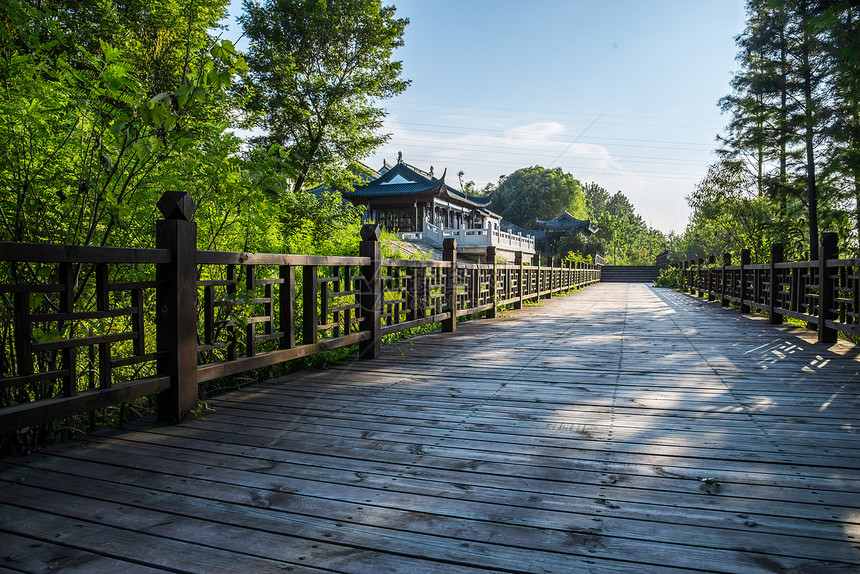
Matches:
[[548, 109, 607, 168]]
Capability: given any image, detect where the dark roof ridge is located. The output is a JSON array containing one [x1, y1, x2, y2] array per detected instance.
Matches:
[[375, 161, 435, 186], [535, 211, 588, 225]]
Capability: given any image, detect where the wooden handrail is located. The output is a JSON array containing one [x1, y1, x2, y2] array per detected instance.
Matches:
[[0, 196, 601, 434], [670, 234, 859, 343]]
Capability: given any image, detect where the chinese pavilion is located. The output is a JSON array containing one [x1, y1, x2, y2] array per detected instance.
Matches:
[[342, 159, 496, 233], [533, 211, 597, 252], [340, 158, 537, 259]]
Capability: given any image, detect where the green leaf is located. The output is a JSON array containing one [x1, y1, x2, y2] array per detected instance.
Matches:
[[175, 83, 193, 108], [100, 40, 121, 63]]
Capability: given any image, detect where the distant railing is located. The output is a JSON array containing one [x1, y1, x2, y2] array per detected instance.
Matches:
[[0, 193, 600, 434], [399, 219, 536, 253], [674, 233, 858, 344]]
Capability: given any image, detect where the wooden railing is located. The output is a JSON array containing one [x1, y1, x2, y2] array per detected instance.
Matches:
[[0, 193, 600, 434], [674, 232, 859, 344]]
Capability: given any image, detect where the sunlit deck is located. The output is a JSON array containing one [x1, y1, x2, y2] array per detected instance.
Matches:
[[2, 283, 859, 573]]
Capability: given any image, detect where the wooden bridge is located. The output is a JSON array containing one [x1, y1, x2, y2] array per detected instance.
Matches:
[[2, 282, 859, 573]]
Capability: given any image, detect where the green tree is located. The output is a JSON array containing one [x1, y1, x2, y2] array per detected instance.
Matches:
[[492, 166, 587, 227], [0, 0, 250, 250], [240, 0, 410, 193], [684, 161, 779, 262], [583, 182, 611, 220], [579, 186, 667, 265], [822, 1, 860, 254], [720, 0, 837, 259], [457, 170, 495, 196]]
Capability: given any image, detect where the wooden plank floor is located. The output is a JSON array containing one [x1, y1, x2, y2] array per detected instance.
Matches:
[[2, 283, 860, 573]]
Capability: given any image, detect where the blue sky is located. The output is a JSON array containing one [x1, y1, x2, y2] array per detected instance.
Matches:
[[223, 0, 748, 233]]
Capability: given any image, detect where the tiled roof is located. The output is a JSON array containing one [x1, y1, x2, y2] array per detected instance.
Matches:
[[344, 180, 445, 198], [446, 186, 493, 208], [535, 211, 593, 231], [343, 161, 495, 209]]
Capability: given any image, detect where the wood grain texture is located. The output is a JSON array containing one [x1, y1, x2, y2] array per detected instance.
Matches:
[[1, 283, 859, 573]]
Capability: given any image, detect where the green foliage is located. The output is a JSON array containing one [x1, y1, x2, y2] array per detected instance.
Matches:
[[0, 0, 382, 454], [582, 183, 668, 265], [280, 190, 364, 255], [457, 170, 495, 197], [705, 0, 860, 260], [0, 0, 248, 249], [654, 267, 686, 290], [492, 166, 587, 227], [491, 169, 666, 264], [683, 161, 777, 262], [240, 0, 410, 193], [563, 251, 593, 265]]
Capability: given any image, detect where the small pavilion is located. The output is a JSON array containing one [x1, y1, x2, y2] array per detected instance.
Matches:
[[533, 211, 598, 253], [341, 158, 497, 234]]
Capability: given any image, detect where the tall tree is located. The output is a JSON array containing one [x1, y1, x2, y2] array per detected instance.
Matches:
[[240, 0, 410, 193], [583, 182, 611, 220], [685, 160, 779, 261], [491, 166, 587, 228], [0, 0, 249, 250], [822, 1, 860, 253], [720, 0, 835, 259]]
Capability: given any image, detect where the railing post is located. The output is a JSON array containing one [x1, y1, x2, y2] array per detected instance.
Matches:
[[155, 191, 199, 424], [533, 253, 541, 299], [818, 232, 838, 344], [279, 265, 295, 349], [359, 224, 382, 359], [547, 257, 554, 298], [688, 260, 695, 294], [303, 264, 318, 344], [721, 253, 731, 307], [708, 255, 716, 301], [769, 243, 784, 325], [486, 246, 497, 319], [556, 258, 562, 292], [442, 238, 457, 333], [515, 251, 524, 310], [740, 249, 751, 314], [566, 259, 572, 290], [791, 265, 801, 315], [697, 258, 705, 298]]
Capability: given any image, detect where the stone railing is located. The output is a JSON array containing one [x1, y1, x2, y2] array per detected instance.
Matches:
[[400, 219, 536, 253]]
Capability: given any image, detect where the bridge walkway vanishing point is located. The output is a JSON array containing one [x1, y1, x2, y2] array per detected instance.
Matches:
[[1, 283, 859, 573]]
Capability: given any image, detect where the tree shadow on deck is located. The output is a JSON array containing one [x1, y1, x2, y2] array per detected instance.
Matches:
[[2, 283, 859, 572]]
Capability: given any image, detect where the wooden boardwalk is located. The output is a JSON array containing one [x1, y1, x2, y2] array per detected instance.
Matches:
[[1, 283, 859, 573]]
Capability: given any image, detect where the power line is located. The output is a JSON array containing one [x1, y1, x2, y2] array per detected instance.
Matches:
[[375, 139, 711, 168], [548, 109, 606, 167], [381, 121, 718, 149], [371, 149, 706, 180], [386, 99, 726, 126]]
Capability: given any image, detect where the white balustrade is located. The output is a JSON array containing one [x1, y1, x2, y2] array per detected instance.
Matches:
[[398, 219, 535, 252]]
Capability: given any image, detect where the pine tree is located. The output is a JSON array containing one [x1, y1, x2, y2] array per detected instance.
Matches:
[[822, 1, 860, 253], [720, 0, 835, 259]]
